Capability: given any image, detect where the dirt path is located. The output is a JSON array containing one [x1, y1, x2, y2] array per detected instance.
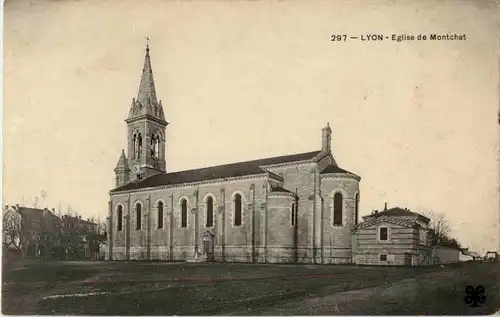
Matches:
[[230, 266, 499, 315]]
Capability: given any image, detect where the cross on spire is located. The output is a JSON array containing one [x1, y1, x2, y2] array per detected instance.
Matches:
[[146, 36, 150, 51]]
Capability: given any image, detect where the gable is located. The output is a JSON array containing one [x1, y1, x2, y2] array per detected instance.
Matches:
[[357, 221, 407, 230], [354, 217, 417, 231]]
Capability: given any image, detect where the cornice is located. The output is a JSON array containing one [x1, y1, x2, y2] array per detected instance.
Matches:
[[312, 151, 329, 162], [261, 160, 316, 170], [266, 171, 284, 182], [268, 191, 296, 198], [314, 151, 337, 166], [125, 114, 168, 127], [109, 173, 269, 196], [321, 173, 361, 181]]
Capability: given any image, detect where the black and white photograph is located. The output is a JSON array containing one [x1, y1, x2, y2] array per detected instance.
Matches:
[[2, 0, 499, 315]]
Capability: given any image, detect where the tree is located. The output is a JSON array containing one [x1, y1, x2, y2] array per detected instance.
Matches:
[[60, 208, 83, 259], [2, 208, 23, 253], [440, 237, 462, 250], [32, 196, 39, 209], [422, 210, 451, 245], [422, 209, 463, 250], [40, 190, 48, 207], [31, 189, 47, 209], [86, 218, 107, 259]]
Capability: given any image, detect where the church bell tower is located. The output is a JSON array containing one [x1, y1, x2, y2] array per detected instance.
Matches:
[[114, 41, 168, 187]]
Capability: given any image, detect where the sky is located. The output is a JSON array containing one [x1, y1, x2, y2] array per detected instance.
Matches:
[[3, 0, 499, 253]]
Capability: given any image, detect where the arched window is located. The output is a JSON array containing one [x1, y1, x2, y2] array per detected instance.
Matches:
[[355, 193, 359, 225], [234, 194, 242, 226], [333, 192, 343, 225], [137, 133, 143, 158], [157, 201, 164, 229], [206, 197, 214, 228], [156, 135, 160, 157], [132, 134, 137, 159], [291, 202, 296, 226], [117, 205, 123, 231], [136, 203, 142, 230], [151, 133, 156, 157], [181, 199, 187, 228]]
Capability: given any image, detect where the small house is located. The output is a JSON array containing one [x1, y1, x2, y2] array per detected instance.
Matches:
[[352, 203, 432, 266]]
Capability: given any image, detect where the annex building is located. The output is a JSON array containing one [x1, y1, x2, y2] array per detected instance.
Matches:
[[106, 45, 361, 263]]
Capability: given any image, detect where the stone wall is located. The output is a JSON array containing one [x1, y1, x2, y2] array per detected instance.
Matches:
[[267, 163, 316, 262], [109, 159, 360, 264], [319, 176, 359, 264], [431, 246, 460, 264], [267, 194, 296, 263], [354, 253, 407, 266], [352, 221, 431, 266], [110, 175, 269, 261]]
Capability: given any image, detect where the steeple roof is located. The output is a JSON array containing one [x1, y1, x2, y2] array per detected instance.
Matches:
[[127, 43, 166, 122], [137, 44, 157, 107], [115, 149, 128, 169]]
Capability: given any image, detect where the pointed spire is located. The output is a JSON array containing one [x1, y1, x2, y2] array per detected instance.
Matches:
[[128, 98, 137, 118], [115, 149, 128, 169], [127, 40, 167, 124], [137, 39, 157, 107]]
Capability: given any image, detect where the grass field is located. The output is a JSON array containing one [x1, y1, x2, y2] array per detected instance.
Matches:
[[2, 260, 499, 315]]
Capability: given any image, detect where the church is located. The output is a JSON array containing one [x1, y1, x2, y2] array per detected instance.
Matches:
[[106, 44, 361, 264]]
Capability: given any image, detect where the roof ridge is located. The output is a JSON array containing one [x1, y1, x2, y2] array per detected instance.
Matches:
[[160, 150, 321, 175]]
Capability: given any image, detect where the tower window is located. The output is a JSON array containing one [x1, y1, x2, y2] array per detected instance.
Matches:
[[138, 134, 142, 157], [117, 205, 123, 231], [181, 199, 187, 228], [132, 134, 137, 159], [291, 202, 296, 226], [136, 203, 142, 230], [150, 134, 155, 157], [206, 197, 214, 228], [333, 192, 343, 225], [234, 194, 242, 226], [151, 133, 160, 158], [132, 133, 143, 159], [157, 201, 164, 229], [355, 193, 359, 225]]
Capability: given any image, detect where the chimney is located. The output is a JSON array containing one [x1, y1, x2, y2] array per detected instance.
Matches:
[[52, 208, 55, 213], [384, 202, 387, 210], [43, 208, 48, 217], [321, 122, 332, 153], [15, 204, 20, 211]]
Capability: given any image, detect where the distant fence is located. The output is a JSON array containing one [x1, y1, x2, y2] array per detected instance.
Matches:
[[20, 246, 103, 261]]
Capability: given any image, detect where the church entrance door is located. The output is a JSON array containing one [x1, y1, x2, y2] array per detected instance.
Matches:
[[202, 231, 215, 262]]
